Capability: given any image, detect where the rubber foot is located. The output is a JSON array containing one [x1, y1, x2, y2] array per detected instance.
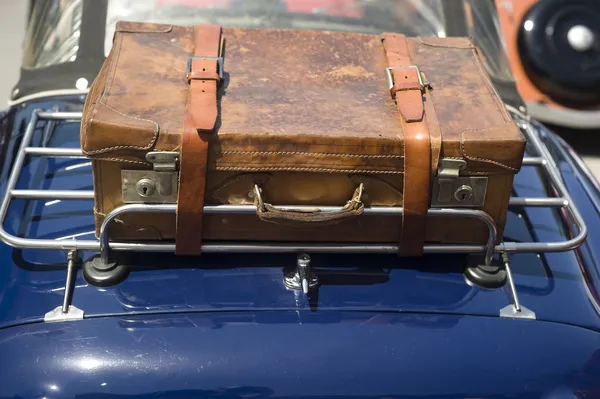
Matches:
[[83, 256, 129, 287], [464, 254, 507, 289]]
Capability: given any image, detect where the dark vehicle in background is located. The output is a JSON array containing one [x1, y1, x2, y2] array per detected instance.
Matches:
[[495, 0, 600, 130], [1, 1, 600, 398]]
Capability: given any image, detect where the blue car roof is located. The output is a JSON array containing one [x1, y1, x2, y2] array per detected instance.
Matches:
[[1, 96, 600, 332]]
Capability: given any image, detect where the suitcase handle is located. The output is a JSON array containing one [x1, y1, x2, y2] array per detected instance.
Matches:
[[253, 184, 365, 227]]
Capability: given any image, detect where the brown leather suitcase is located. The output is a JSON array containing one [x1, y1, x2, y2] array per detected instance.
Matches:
[[81, 21, 525, 256]]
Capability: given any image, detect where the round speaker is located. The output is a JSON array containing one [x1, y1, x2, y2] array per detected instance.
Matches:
[[518, 0, 600, 104]]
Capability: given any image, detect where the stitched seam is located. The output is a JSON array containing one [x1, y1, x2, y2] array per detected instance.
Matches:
[[221, 150, 404, 159], [460, 152, 518, 171], [90, 156, 149, 165], [83, 103, 160, 154], [416, 37, 513, 170], [98, 31, 159, 150], [466, 171, 502, 175], [102, 157, 148, 165], [215, 166, 404, 174], [217, 138, 403, 151], [217, 161, 403, 169], [85, 31, 160, 156], [460, 130, 518, 172]]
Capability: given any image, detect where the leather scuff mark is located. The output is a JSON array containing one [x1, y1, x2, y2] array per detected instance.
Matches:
[[327, 65, 375, 79]]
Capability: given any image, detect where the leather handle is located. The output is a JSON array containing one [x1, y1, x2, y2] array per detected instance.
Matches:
[[254, 184, 365, 227]]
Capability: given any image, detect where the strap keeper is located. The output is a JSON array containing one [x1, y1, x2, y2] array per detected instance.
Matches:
[[186, 55, 224, 83]]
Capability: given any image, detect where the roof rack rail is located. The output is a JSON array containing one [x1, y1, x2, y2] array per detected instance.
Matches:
[[0, 109, 588, 322]]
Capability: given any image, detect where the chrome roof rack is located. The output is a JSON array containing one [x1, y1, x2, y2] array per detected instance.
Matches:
[[0, 109, 588, 322]]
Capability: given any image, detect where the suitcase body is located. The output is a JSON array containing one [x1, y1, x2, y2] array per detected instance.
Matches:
[[81, 22, 525, 250]]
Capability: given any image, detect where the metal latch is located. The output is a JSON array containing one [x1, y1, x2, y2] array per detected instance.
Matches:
[[146, 151, 179, 172], [431, 159, 488, 208], [437, 159, 467, 203], [122, 152, 179, 204]]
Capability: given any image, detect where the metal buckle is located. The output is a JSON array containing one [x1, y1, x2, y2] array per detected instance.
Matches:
[[187, 56, 224, 81], [385, 65, 427, 91]]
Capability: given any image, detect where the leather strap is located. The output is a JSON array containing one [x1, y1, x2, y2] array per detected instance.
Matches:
[[382, 33, 432, 257], [176, 24, 223, 255]]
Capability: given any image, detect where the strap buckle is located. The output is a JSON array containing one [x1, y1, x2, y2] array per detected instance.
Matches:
[[187, 55, 224, 82], [385, 65, 429, 91]]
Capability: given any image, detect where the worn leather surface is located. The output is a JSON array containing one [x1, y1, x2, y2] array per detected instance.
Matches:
[[82, 23, 524, 172], [82, 22, 525, 246], [382, 33, 432, 257], [176, 24, 222, 255]]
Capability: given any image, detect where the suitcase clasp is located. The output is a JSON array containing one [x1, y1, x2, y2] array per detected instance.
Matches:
[[431, 159, 488, 208], [121, 152, 180, 204], [146, 151, 179, 172]]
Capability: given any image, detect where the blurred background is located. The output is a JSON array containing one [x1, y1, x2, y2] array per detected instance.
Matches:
[[0, 2, 26, 106], [1, 0, 599, 177]]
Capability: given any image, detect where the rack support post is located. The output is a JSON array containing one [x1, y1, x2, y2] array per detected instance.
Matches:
[[44, 250, 84, 322], [499, 252, 536, 320]]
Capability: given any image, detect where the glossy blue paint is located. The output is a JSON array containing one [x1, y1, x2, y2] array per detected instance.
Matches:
[[542, 125, 600, 313], [2, 98, 600, 397], [1, 312, 600, 398]]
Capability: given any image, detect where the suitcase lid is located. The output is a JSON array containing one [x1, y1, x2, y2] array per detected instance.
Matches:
[[81, 22, 525, 175]]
